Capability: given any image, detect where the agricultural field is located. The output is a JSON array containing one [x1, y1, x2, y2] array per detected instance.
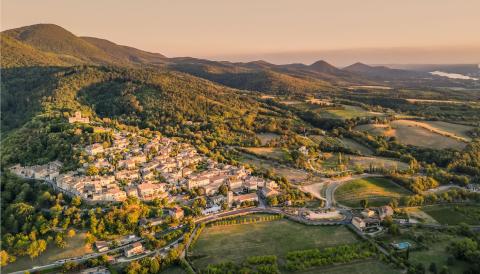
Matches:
[[313, 153, 408, 174], [238, 152, 310, 184], [421, 120, 474, 141], [379, 228, 471, 274], [320, 105, 385, 120], [3, 232, 92, 273], [334, 177, 411, 207], [402, 207, 439, 224], [354, 119, 470, 150], [421, 204, 480, 225], [256, 132, 280, 145], [290, 102, 385, 120], [189, 218, 359, 270], [409, 240, 471, 274], [242, 147, 287, 161], [294, 260, 400, 274], [339, 137, 373, 155]]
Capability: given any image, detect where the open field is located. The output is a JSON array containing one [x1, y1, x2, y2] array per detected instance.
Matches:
[[238, 152, 310, 184], [348, 155, 408, 171], [409, 240, 471, 274], [294, 260, 400, 274], [290, 103, 385, 120], [421, 120, 474, 141], [421, 204, 480, 225], [354, 123, 393, 136], [402, 207, 439, 224], [354, 120, 469, 150], [339, 137, 373, 155], [314, 153, 408, 173], [242, 147, 286, 160], [189, 219, 359, 270], [256, 132, 280, 145], [320, 105, 385, 120], [3, 232, 92, 273], [335, 177, 411, 207], [379, 228, 470, 274]]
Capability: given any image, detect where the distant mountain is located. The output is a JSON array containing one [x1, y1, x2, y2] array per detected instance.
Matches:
[[343, 62, 426, 79], [1, 23, 476, 92]]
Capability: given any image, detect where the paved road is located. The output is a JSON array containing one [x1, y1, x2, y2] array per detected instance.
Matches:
[[324, 173, 381, 208]]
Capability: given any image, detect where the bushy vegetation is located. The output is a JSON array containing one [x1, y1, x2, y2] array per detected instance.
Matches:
[[285, 242, 377, 271]]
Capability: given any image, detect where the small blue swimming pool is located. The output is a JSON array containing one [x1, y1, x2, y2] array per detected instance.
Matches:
[[393, 241, 411, 250]]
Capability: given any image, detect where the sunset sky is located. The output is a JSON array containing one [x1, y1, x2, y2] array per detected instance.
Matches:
[[2, 0, 479, 66]]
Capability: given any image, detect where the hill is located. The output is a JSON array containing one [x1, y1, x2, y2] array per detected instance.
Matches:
[[2, 23, 477, 94], [1, 24, 167, 67], [343, 62, 426, 79]]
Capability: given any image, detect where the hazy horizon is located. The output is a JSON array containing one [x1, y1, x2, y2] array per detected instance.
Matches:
[[2, 0, 480, 66]]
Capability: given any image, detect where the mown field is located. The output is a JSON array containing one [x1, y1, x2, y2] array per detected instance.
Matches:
[[334, 177, 411, 207], [189, 219, 359, 270], [354, 120, 469, 150], [421, 204, 480, 225]]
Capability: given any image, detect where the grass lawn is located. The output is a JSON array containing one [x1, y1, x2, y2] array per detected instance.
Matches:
[[189, 219, 359, 270], [3, 232, 92, 273], [335, 177, 411, 207], [421, 205, 480, 225], [294, 259, 401, 274]]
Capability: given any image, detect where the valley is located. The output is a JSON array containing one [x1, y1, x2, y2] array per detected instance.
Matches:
[[0, 22, 479, 274]]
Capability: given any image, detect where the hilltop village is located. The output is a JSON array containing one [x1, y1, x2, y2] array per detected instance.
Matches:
[[10, 112, 278, 212]]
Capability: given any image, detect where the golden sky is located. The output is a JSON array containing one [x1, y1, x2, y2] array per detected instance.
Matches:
[[2, 0, 479, 65]]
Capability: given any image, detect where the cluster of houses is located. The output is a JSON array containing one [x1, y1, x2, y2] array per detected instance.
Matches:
[[9, 122, 282, 210], [351, 206, 394, 232], [186, 161, 280, 210]]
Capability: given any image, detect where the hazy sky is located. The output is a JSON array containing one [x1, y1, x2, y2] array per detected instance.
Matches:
[[2, 0, 480, 65]]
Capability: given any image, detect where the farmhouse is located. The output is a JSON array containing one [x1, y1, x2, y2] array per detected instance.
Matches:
[[124, 242, 144, 257], [68, 111, 90, 124], [352, 217, 366, 231]]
